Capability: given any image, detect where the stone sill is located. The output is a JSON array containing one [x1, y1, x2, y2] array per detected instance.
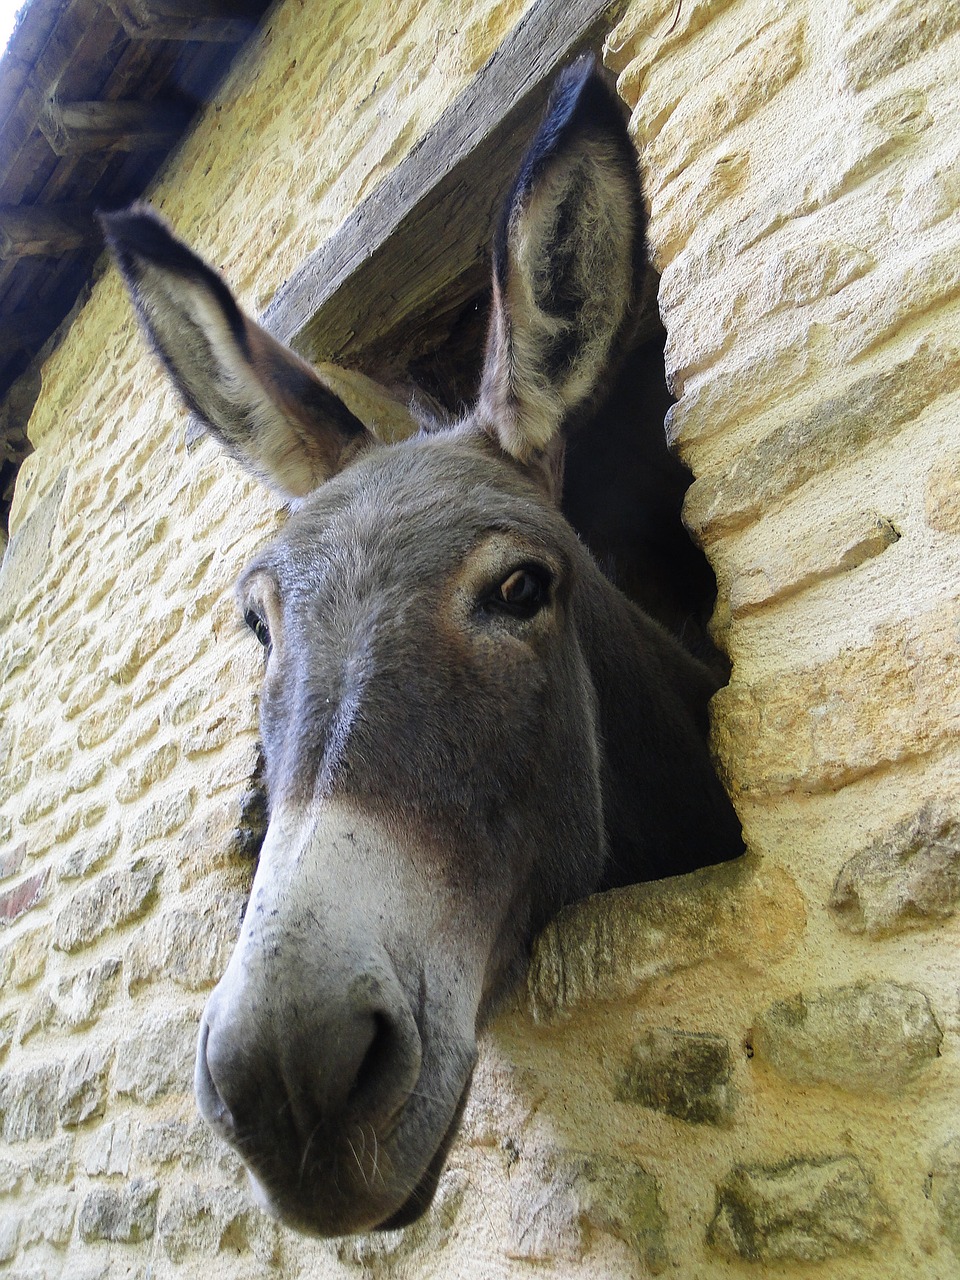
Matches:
[[526, 855, 804, 1023]]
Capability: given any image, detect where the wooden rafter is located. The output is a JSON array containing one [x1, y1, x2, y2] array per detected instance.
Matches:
[[0, 205, 98, 259], [106, 0, 264, 42], [40, 99, 194, 156]]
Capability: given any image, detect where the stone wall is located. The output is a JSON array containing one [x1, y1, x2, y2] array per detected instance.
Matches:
[[1, 0, 959, 1277]]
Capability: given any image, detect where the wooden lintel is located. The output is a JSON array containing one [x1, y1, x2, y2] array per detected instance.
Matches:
[[263, 0, 628, 368], [106, 0, 263, 42], [39, 99, 194, 156], [0, 205, 98, 259]]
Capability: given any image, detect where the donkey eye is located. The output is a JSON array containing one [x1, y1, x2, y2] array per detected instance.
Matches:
[[244, 609, 271, 648], [487, 566, 551, 619]]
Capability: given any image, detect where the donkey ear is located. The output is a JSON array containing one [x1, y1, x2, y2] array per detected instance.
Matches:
[[478, 57, 647, 466], [100, 206, 377, 498]]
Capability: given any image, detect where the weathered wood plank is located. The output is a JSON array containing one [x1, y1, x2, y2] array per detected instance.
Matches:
[[263, 0, 628, 368], [0, 206, 97, 259], [106, 0, 262, 42], [40, 99, 194, 156]]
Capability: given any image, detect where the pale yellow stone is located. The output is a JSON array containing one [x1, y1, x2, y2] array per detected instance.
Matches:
[[925, 451, 960, 534], [714, 600, 960, 796], [728, 510, 900, 616]]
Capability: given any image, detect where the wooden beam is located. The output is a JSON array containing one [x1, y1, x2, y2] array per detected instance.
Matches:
[[0, 206, 98, 259], [263, 0, 628, 370], [39, 99, 194, 156], [106, 0, 264, 42]]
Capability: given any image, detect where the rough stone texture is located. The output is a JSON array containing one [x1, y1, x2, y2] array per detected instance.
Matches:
[[506, 1147, 667, 1271], [713, 600, 960, 796], [52, 858, 159, 953], [335, 1167, 469, 1271], [124, 899, 245, 993], [113, 1010, 196, 1103], [708, 1156, 892, 1262], [727, 510, 899, 617], [157, 1184, 278, 1264], [929, 1135, 960, 1260], [528, 859, 805, 1022], [752, 982, 943, 1094], [925, 449, 960, 534], [831, 802, 960, 937], [0, 1065, 60, 1143], [617, 1027, 734, 1125], [18, 1192, 76, 1249], [77, 1179, 159, 1244], [684, 338, 960, 540], [58, 1045, 113, 1127]]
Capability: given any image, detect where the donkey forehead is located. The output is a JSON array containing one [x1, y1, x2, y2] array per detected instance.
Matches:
[[241, 434, 575, 599]]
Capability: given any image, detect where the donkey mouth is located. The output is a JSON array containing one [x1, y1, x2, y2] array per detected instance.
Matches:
[[374, 1073, 472, 1231]]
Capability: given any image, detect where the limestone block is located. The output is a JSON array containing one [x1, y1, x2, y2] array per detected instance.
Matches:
[[116, 742, 179, 804], [833, 235, 960, 362], [752, 981, 942, 1093], [174, 797, 259, 890], [713, 600, 960, 795], [29, 1135, 74, 1184], [51, 958, 122, 1031], [459, 1048, 546, 1148], [136, 1115, 241, 1177], [53, 858, 160, 953], [708, 1156, 892, 1262], [831, 802, 960, 936], [929, 1135, 960, 1259], [617, 1027, 733, 1125], [0, 1213, 19, 1263], [56, 826, 121, 882], [107, 712, 159, 767], [76, 692, 133, 752], [727, 510, 899, 616], [685, 338, 960, 539], [114, 1009, 197, 1103], [528, 860, 804, 1023], [0, 926, 48, 988], [0, 469, 69, 626], [0, 1158, 21, 1194], [0, 1064, 61, 1142], [648, 148, 750, 264], [125, 899, 245, 993], [107, 608, 184, 684], [78, 1178, 159, 1244], [81, 1119, 133, 1177], [641, 16, 806, 184], [758, 239, 875, 313], [157, 1184, 278, 1265], [0, 1011, 15, 1062], [926, 449, 960, 534], [18, 1193, 75, 1248], [336, 1167, 468, 1270], [506, 1147, 667, 1271], [128, 789, 195, 851], [59, 1045, 113, 1127], [839, 0, 960, 91]]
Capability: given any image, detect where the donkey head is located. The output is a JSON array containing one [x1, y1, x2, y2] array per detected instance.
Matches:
[[104, 60, 740, 1236]]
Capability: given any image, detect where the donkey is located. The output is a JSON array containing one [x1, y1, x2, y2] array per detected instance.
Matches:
[[102, 58, 743, 1237]]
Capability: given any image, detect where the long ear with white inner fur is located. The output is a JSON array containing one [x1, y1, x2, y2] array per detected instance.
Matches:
[[101, 205, 377, 498], [478, 57, 647, 467]]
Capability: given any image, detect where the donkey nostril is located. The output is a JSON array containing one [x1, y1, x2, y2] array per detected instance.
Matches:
[[351, 1013, 393, 1100], [346, 1009, 420, 1129]]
